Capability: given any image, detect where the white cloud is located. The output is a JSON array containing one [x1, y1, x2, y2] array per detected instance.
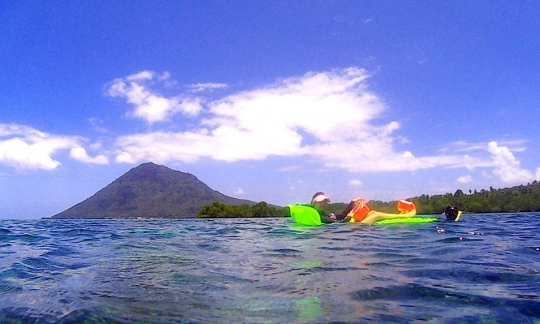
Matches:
[[0, 137, 61, 170], [70, 147, 108, 165], [107, 71, 203, 124], [0, 124, 108, 170], [457, 175, 472, 183], [88, 117, 107, 133], [113, 68, 381, 164], [188, 83, 228, 93], [5, 68, 538, 181], [125, 70, 155, 81], [110, 68, 498, 173], [234, 188, 244, 195], [114, 131, 214, 164], [487, 141, 536, 184], [349, 179, 362, 186]]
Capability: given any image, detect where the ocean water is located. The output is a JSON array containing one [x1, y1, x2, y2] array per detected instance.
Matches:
[[1, 213, 539, 323]]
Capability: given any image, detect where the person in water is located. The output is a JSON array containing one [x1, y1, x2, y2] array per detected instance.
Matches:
[[310, 192, 351, 223], [340, 196, 417, 224], [444, 205, 461, 221]]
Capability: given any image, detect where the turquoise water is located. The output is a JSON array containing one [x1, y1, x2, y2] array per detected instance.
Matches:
[[1, 214, 539, 323]]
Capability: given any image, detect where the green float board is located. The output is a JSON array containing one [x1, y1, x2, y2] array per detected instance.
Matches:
[[375, 217, 438, 225], [288, 204, 322, 226]]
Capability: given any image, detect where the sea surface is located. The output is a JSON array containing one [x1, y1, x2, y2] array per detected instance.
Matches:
[[1, 213, 539, 323]]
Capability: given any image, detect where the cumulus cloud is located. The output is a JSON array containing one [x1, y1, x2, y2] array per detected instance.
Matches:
[[0, 124, 108, 170], [106, 71, 203, 124], [113, 68, 381, 164], [70, 147, 108, 165], [487, 141, 537, 184], [110, 68, 496, 173], [5, 68, 538, 182], [114, 131, 215, 164]]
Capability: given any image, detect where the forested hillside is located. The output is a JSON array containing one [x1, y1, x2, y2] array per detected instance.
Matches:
[[369, 181, 540, 215]]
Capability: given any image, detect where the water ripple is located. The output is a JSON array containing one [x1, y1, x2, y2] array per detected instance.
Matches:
[[0, 214, 539, 323]]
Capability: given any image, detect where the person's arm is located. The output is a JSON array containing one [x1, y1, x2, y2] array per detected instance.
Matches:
[[338, 215, 352, 223], [319, 212, 336, 223]]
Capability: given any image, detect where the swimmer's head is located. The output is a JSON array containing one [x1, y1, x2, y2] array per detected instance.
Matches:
[[311, 192, 330, 204], [444, 205, 459, 221]]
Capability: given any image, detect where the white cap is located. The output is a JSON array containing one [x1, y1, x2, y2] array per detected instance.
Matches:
[[312, 193, 330, 203]]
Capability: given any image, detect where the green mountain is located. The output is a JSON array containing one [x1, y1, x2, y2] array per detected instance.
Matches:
[[51, 162, 256, 219]]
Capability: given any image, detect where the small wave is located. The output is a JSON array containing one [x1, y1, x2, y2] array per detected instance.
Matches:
[[0, 216, 539, 323], [0, 280, 22, 293]]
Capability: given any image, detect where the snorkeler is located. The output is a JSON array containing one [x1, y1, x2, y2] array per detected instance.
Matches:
[[444, 205, 462, 221], [341, 197, 417, 224]]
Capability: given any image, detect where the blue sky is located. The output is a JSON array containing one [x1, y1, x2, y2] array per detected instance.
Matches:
[[1, 1, 539, 219]]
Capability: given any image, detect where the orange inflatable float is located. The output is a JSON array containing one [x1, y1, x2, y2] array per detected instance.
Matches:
[[397, 199, 416, 213], [345, 197, 370, 222]]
